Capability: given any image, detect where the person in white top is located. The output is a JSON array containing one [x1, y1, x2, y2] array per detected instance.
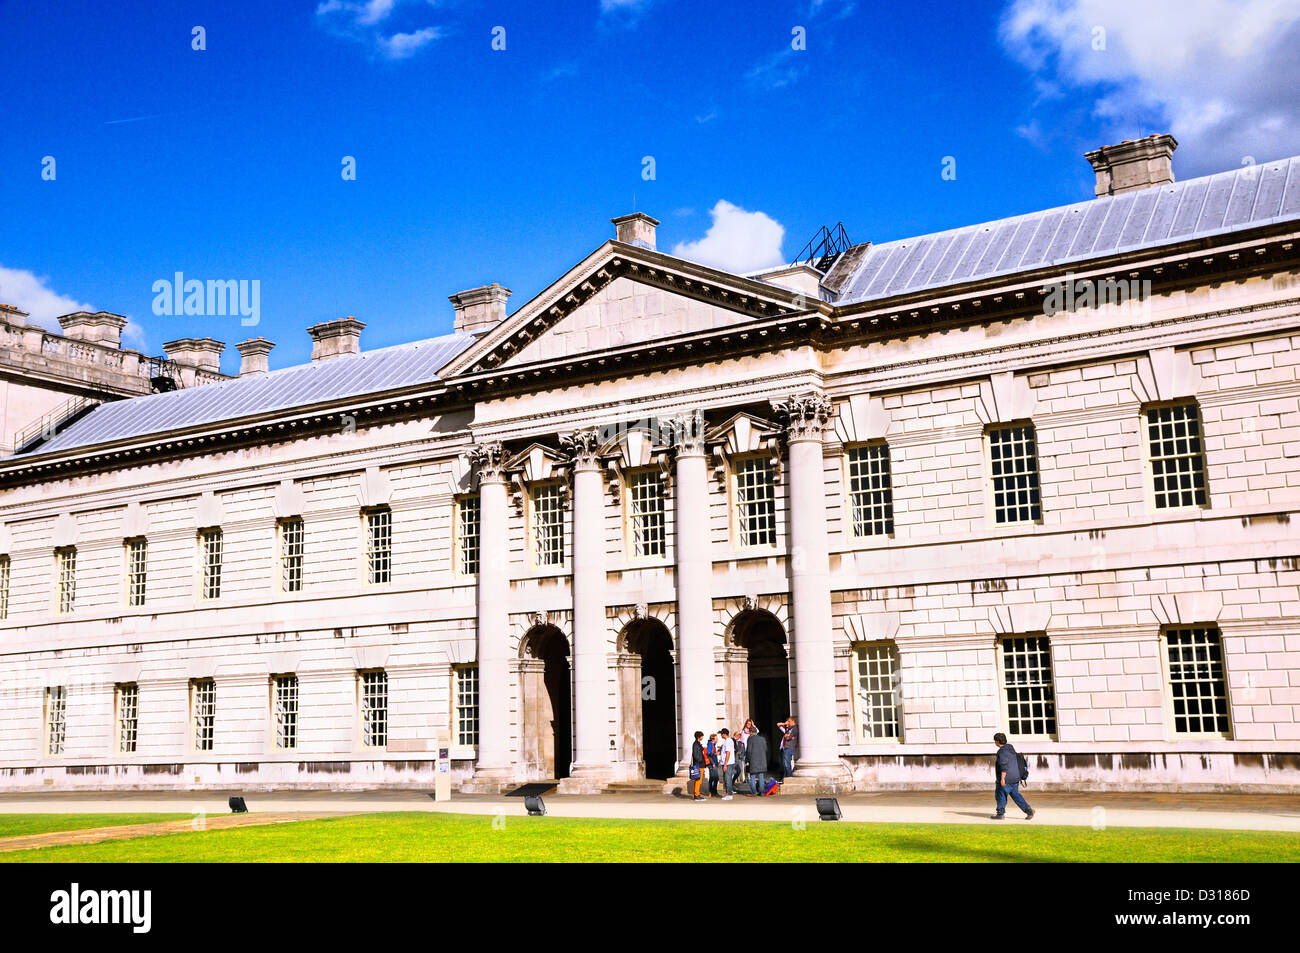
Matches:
[[717, 728, 737, 799]]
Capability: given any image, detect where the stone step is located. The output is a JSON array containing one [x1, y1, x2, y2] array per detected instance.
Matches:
[[603, 780, 670, 794]]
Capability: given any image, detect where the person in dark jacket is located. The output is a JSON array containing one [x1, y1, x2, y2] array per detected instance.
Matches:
[[777, 717, 798, 782], [690, 731, 707, 801], [746, 728, 770, 796], [991, 732, 1034, 820]]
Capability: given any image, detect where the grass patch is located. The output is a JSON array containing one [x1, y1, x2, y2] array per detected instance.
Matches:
[[0, 814, 190, 839], [3, 812, 1299, 863]]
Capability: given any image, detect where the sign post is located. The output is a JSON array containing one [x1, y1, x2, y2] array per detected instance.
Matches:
[[434, 729, 452, 801]]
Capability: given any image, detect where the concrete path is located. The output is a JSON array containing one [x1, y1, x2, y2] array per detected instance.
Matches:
[[0, 789, 1297, 833]]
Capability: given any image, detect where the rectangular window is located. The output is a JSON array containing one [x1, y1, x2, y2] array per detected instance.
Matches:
[[627, 469, 666, 558], [279, 518, 304, 593], [365, 508, 392, 585], [191, 678, 215, 751], [988, 424, 1042, 524], [531, 484, 565, 567], [846, 443, 895, 538], [455, 665, 480, 748], [45, 686, 66, 756], [273, 675, 299, 750], [56, 547, 76, 614], [1147, 403, 1209, 509], [853, 643, 901, 740], [456, 496, 481, 575], [200, 529, 223, 600], [0, 555, 9, 621], [125, 538, 147, 607], [360, 670, 388, 747], [1001, 636, 1057, 737], [1165, 627, 1231, 736], [117, 683, 139, 754], [734, 456, 777, 547]]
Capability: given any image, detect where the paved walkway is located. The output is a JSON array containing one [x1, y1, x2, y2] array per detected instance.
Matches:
[[1, 789, 1297, 833]]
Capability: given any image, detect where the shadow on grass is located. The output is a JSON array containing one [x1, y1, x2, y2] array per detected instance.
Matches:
[[875, 834, 1054, 863]]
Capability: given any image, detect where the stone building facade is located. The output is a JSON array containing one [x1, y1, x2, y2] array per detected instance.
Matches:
[[1, 136, 1298, 793]]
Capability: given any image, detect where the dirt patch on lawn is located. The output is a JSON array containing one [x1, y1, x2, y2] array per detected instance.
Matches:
[[0, 812, 353, 853]]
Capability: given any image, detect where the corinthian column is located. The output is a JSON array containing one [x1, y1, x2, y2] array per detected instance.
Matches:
[[559, 428, 611, 790], [771, 393, 850, 788], [669, 410, 713, 778], [465, 440, 511, 791]]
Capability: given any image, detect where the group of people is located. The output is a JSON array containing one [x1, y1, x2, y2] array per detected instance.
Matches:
[[687, 716, 798, 801]]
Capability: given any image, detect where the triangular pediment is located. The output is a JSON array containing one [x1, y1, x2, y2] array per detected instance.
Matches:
[[439, 243, 808, 378]]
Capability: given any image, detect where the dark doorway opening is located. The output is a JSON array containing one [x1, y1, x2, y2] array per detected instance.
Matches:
[[629, 620, 677, 780], [734, 611, 791, 770], [537, 628, 572, 780]]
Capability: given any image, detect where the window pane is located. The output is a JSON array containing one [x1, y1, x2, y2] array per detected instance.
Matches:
[[854, 644, 901, 740], [281, 519, 304, 593], [274, 675, 299, 749], [1148, 404, 1209, 509], [532, 485, 565, 567], [847, 444, 894, 537], [201, 530, 223, 600], [734, 457, 776, 547], [361, 670, 388, 747], [1002, 636, 1057, 736], [0, 556, 9, 621], [192, 679, 215, 751], [1166, 627, 1231, 735], [118, 684, 139, 753], [366, 510, 392, 584], [458, 497, 481, 575], [989, 425, 1042, 524], [57, 548, 77, 614], [455, 666, 479, 747], [46, 686, 66, 755], [126, 539, 147, 607], [628, 470, 666, 558]]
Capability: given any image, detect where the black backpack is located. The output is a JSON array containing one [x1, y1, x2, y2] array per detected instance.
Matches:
[[1017, 752, 1030, 782]]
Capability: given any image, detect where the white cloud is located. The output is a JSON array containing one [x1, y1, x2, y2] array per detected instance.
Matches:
[[671, 201, 786, 274], [377, 27, 440, 59], [1000, 0, 1300, 171], [0, 264, 148, 352], [601, 0, 654, 13], [746, 48, 808, 90]]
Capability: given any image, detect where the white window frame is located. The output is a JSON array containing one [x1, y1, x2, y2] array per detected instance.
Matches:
[[844, 442, 895, 540], [1142, 401, 1211, 513], [996, 634, 1059, 740], [624, 467, 667, 560], [272, 674, 299, 750], [116, 683, 139, 754], [199, 528, 223, 601], [0, 554, 9, 621], [278, 517, 305, 593], [730, 453, 777, 550], [55, 546, 76, 615], [363, 507, 392, 586], [359, 669, 388, 748], [125, 537, 147, 607], [454, 664, 479, 749], [191, 678, 216, 752], [851, 642, 903, 743], [985, 422, 1043, 526], [45, 686, 67, 757], [1160, 626, 1233, 739], [528, 482, 566, 570], [454, 495, 481, 576]]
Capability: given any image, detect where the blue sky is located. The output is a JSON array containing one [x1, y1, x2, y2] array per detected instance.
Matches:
[[2, 0, 1297, 371]]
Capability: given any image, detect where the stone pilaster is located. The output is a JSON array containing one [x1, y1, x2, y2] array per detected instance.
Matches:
[[771, 393, 852, 790], [558, 428, 612, 791], [462, 440, 512, 793]]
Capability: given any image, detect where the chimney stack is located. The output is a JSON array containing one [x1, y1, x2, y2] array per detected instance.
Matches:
[[308, 316, 364, 360], [0, 303, 29, 328], [235, 337, 275, 376], [611, 212, 659, 250], [1085, 134, 1178, 197], [58, 311, 129, 348], [450, 284, 511, 336], [162, 337, 225, 372]]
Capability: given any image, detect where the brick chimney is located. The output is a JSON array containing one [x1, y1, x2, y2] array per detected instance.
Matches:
[[611, 212, 659, 250], [163, 337, 225, 372], [0, 303, 29, 327], [235, 337, 275, 376], [308, 316, 364, 360], [58, 311, 129, 348], [1085, 134, 1178, 197], [449, 285, 511, 336]]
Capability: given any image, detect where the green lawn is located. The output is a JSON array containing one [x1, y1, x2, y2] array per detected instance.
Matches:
[[0, 813, 189, 839], [3, 811, 1299, 862]]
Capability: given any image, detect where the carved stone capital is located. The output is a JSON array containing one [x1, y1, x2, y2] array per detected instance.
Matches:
[[559, 428, 604, 472], [665, 409, 706, 458], [771, 392, 833, 441], [466, 441, 508, 484]]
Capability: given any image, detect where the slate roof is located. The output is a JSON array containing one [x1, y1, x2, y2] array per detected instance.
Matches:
[[834, 156, 1300, 305], [20, 332, 475, 457]]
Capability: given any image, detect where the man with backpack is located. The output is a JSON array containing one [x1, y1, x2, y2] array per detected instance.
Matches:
[[991, 732, 1035, 820], [746, 727, 770, 797]]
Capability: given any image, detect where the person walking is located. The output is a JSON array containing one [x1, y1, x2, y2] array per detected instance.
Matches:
[[690, 730, 707, 801], [777, 716, 798, 783], [706, 732, 720, 798], [746, 727, 770, 797], [718, 728, 736, 800], [991, 732, 1034, 820]]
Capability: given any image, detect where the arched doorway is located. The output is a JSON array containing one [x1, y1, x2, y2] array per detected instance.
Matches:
[[624, 619, 677, 780], [731, 610, 790, 742], [521, 625, 572, 780]]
